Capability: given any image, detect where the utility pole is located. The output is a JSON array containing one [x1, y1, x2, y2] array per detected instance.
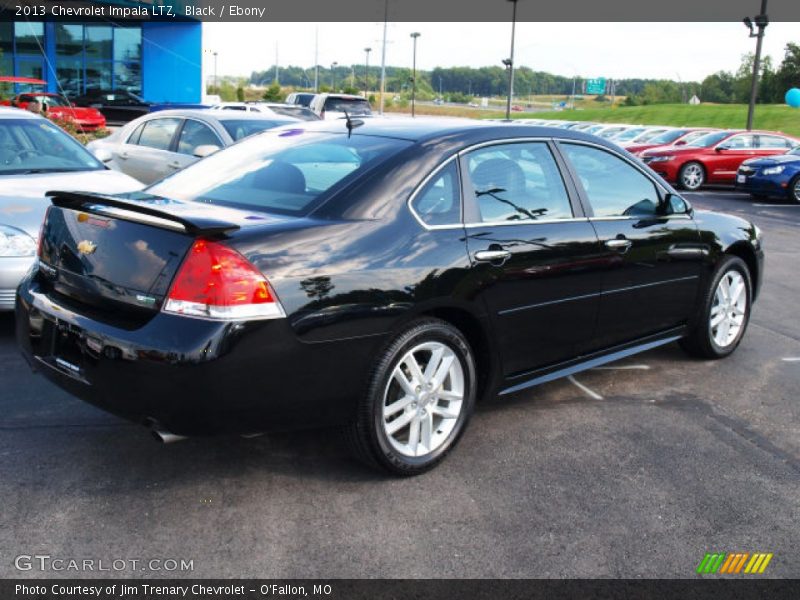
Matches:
[[314, 27, 319, 92], [410, 32, 420, 117], [331, 62, 338, 91], [504, 0, 518, 120], [213, 51, 218, 93], [379, 0, 389, 114], [744, 0, 769, 130], [364, 47, 371, 96]]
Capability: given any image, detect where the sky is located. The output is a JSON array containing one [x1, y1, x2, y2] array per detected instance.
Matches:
[[202, 22, 799, 83]]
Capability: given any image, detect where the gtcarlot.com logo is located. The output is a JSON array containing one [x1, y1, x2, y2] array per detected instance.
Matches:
[[696, 552, 773, 574], [14, 554, 194, 572]]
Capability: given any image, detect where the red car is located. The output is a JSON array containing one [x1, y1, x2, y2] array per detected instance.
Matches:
[[625, 128, 718, 156], [640, 129, 800, 190], [10, 93, 106, 131]]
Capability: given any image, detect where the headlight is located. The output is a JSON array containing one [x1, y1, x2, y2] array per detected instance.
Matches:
[[762, 165, 784, 175], [0, 225, 37, 257], [647, 156, 674, 163]]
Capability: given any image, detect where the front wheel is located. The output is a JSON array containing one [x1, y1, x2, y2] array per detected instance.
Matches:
[[680, 256, 752, 359], [678, 161, 706, 191], [345, 318, 477, 475], [789, 175, 800, 204]]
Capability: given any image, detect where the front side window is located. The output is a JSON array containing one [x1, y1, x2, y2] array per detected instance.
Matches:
[[411, 161, 461, 226], [136, 118, 181, 151], [465, 142, 572, 223], [724, 135, 755, 150], [561, 143, 661, 218], [176, 120, 221, 156], [148, 131, 412, 216]]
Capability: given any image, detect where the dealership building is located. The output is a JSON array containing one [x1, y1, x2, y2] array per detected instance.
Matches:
[[0, 1, 202, 102]]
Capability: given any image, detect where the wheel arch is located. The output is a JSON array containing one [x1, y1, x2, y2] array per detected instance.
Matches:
[[724, 241, 761, 300]]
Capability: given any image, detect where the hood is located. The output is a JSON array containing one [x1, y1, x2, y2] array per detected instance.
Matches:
[[742, 153, 800, 168], [0, 169, 142, 199], [0, 170, 143, 236]]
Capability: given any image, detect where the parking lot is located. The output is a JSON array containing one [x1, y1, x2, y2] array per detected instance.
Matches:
[[0, 190, 798, 579]]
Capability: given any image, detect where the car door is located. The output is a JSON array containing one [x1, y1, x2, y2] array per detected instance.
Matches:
[[705, 133, 757, 183], [118, 117, 183, 184], [459, 140, 604, 378], [168, 118, 225, 175], [557, 141, 704, 350]]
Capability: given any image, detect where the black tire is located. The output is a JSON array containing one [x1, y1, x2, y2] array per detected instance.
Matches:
[[788, 174, 800, 204], [677, 161, 706, 191], [345, 318, 477, 476], [680, 256, 752, 359]]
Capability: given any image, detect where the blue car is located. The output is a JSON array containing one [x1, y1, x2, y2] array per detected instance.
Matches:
[[736, 146, 800, 203]]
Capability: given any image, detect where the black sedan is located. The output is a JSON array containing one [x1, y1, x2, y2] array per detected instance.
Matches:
[[16, 119, 764, 475]]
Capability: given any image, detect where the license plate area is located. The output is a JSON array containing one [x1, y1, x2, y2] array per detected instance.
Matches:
[[737, 174, 746, 183], [39, 320, 91, 383]]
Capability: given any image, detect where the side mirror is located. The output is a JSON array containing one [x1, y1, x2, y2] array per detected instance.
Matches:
[[663, 192, 691, 215], [92, 147, 113, 163], [193, 144, 221, 158], [715, 145, 730, 152], [674, 140, 686, 146]]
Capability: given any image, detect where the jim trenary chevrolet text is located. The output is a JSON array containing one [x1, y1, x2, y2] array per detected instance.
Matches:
[[16, 118, 764, 475]]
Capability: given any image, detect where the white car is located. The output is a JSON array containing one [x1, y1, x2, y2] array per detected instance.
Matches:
[[210, 101, 319, 121], [0, 107, 142, 310], [308, 94, 372, 120]]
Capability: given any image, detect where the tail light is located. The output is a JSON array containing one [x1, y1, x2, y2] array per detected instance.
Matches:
[[164, 240, 285, 320]]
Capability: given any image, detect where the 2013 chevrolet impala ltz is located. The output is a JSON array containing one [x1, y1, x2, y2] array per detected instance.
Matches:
[[16, 119, 764, 474]]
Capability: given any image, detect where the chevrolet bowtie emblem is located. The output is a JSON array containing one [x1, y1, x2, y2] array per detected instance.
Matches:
[[77, 240, 97, 255]]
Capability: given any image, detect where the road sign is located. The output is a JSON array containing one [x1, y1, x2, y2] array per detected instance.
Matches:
[[586, 78, 606, 95]]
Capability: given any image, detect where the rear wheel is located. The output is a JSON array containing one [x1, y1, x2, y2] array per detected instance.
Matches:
[[678, 161, 706, 191], [345, 318, 476, 475], [789, 175, 800, 204], [680, 256, 752, 359]]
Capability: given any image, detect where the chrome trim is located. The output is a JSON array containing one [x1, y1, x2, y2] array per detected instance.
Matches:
[[474, 249, 511, 262], [588, 215, 692, 222], [406, 155, 461, 231], [464, 217, 590, 229]]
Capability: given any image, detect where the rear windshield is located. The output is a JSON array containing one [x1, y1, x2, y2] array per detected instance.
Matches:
[[147, 130, 411, 216], [0, 118, 104, 175], [323, 97, 371, 115], [221, 119, 294, 141]]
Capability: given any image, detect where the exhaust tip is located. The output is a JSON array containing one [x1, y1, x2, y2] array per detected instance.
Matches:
[[150, 428, 188, 444]]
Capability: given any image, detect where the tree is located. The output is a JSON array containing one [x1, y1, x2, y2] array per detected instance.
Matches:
[[236, 86, 245, 102], [776, 42, 800, 98], [262, 81, 284, 102]]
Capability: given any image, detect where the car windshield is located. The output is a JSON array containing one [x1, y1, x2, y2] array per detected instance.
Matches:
[[0, 118, 105, 175], [23, 94, 70, 107], [646, 129, 688, 145], [687, 131, 733, 148], [323, 98, 371, 115], [678, 130, 712, 145], [632, 129, 668, 143], [614, 127, 646, 141], [220, 119, 295, 141], [148, 130, 412, 216], [789, 146, 800, 156]]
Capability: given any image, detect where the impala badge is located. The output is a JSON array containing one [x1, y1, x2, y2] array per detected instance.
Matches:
[[77, 240, 97, 255]]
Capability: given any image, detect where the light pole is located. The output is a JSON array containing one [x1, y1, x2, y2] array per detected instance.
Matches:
[[744, 0, 769, 130], [330, 61, 338, 91], [364, 47, 371, 96], [504, 0, 518, 121], [410, 32, 420, 117]]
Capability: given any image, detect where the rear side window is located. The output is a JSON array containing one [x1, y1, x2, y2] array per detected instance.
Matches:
[[411, 161, 461, 226], [561, 143, 660, 218], [176, 120, 221, 156], [126, 122, 145, 144], [136, 118, 181, 151], [465, 142, 572, 223], [758, 135, 792, 149]]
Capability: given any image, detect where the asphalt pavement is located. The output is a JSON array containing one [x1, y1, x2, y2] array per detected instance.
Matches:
[[0, 190, 798, 579]]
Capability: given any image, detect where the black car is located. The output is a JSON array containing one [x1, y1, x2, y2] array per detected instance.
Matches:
[[71, 89, 151, 124], [16, 119, 764, 475]]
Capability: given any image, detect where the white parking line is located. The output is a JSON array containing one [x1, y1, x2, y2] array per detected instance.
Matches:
[[753, 204, 800, 208], [567, 375, 604, 400], [781, 357, 800, 362], [591, 365, 651, 371]]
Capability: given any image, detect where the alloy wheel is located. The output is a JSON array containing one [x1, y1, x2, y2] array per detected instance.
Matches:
[[709, 270, 747, 348], [681, 163, 704, 190], [382, 341, 465, 458]]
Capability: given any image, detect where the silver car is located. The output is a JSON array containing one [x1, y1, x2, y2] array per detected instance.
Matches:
[[87, 109, 299, 185], [0, 107, 142, 310]]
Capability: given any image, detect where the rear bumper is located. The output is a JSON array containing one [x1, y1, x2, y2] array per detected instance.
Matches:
[[15, 274, 381, 435]]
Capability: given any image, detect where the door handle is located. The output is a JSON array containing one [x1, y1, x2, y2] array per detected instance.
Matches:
[[118, 152, 128, 160], [474, 249, 511, 262], [605, 238, 632, 251], [167, 161, 181, 169]]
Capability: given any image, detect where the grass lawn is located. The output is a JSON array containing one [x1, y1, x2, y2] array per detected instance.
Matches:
[[521, 103, 800, 136]]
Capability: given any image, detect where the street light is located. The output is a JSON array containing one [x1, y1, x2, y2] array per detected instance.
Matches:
[[331, 61, 338, 91], [364, 47, 372, 96], [744, 0, 769, 130], [504, 0, 518, 121], [204, 49, 219, 93], [410, 32, 421, 118]]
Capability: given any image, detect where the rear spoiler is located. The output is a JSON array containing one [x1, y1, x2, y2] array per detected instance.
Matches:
[[47, 191, 240, 237]]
